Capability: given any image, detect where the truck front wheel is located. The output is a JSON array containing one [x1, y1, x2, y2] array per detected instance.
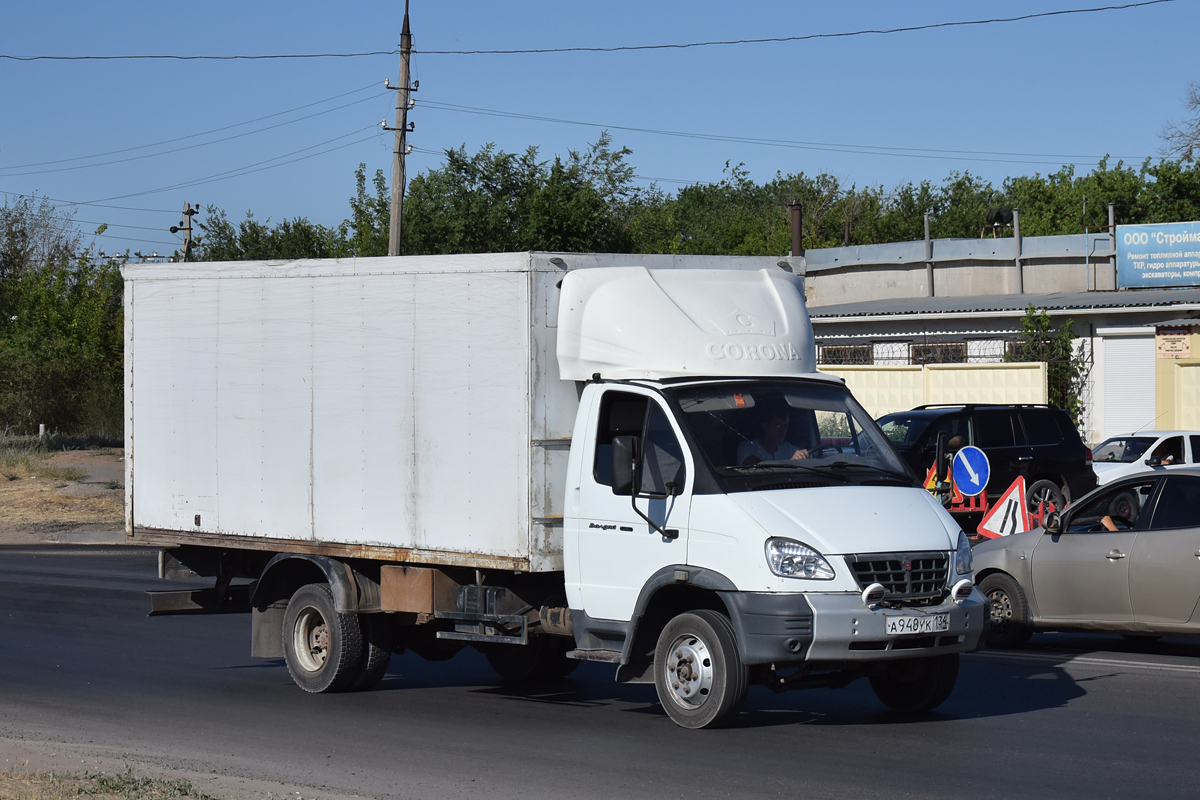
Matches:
[[282, 583, 364, 693], [869, 653, 959, 713], [653, 610, 748, 729]]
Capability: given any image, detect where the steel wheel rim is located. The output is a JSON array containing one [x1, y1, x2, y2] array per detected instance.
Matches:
[[663, 633, 715, 710], [293, 607, 330, 673], [986, 587, 1013, 629]]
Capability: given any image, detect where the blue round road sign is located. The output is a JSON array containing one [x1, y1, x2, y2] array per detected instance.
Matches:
[[952, 446, 990, 497]]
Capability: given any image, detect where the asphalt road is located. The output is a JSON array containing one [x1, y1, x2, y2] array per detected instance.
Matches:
[[2, 545, 1199, 800]]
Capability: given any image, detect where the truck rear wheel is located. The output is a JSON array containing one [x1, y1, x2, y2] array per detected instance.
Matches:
[[283, 583, 364, 693], [869, 654, 959, 713], [653, 610, 747, 729], [350, 613, 393, 691]]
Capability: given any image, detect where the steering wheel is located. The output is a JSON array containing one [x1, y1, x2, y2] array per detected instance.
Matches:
[[1087, 514, 1133, 531]]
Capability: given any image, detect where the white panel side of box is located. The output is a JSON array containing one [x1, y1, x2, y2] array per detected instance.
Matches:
[[407, 270, 533, 559], [131, 279, 221, 531]]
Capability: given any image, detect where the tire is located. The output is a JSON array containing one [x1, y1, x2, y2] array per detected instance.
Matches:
[[485, 638, 579, 682], [350, 613, 393, 691], [979, 573, 1033, 649], [282, 583, 364, 693], [1027, 479, 1065, 515], [653, 610, 748, 729], [869, 654, 960, 713]]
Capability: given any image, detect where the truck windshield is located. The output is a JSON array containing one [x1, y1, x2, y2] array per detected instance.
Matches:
[[668, 380, 914, 490]]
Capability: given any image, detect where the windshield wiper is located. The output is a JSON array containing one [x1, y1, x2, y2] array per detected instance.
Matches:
[[729, 462, 850, 482]]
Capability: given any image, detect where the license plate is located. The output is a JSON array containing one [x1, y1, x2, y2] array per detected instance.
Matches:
[[884, 613, 950, 636]]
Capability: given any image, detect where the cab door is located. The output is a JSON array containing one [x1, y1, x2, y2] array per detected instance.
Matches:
[[574, 388, 692, 622]]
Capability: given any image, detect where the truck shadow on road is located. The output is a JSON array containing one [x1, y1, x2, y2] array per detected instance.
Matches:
[[367, 647, 1107, 728]]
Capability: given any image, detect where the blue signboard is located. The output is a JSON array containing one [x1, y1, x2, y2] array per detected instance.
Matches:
[[1116, 221, 1200, 288], [952, 446, 990, 498]]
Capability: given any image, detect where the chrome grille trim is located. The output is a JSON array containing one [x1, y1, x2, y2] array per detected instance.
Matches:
[[846, 551, 950, 600]]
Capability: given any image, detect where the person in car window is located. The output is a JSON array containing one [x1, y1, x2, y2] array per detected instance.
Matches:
[[738, 405, 810, 466]]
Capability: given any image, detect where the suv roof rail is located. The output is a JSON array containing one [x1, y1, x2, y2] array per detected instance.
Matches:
[[912, 403, 1057, 411]]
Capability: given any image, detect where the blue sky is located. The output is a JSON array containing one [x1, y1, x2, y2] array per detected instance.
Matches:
[[1, 0, 1196, 257]]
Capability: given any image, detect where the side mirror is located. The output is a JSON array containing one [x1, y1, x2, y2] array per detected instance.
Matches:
[[1043, 511, 1062, 535], [1145, 456, 1162, 467], [935, 431, 949, 483], [611, 435, 640, 496]]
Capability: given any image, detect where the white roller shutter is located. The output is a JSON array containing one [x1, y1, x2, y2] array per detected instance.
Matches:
[[1102, 329, 1156, 437]]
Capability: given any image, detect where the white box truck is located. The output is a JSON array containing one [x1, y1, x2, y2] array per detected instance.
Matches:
[[124, 252, 983, 729]]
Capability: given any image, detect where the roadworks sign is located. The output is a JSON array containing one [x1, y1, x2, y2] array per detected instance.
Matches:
[[977, 477, 1030, 539]]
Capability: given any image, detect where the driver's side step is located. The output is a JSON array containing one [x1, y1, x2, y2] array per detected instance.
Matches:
[[567, 649, 621, 663]]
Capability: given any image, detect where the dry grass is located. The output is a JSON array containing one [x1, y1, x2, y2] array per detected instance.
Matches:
[[0, 768, 217, 800], [0, 438, 123, 536]]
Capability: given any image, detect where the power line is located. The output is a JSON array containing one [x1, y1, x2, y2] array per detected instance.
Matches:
[[415, 1, 1178, 54], [0, 2, 1176, 62], [416, 99, 1150, 166], [86, 127, 383, 203], [0, 188, 185, 212], [0, 51, 396, 62], [0, 92, 387, 177], [74, 219, 176, 232], [0, 83, 382, 171]]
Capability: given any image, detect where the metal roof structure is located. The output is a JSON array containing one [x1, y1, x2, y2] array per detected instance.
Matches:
[[809, 289, 1200, 323]]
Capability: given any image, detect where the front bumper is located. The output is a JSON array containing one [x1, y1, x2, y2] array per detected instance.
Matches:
[[805, 590, 984, 662], [722, 588, 985, 667]]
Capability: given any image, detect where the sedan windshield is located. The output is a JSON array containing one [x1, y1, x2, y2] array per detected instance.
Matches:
[[1093, 436, 1156, 463], [668, 380, 913, 490]]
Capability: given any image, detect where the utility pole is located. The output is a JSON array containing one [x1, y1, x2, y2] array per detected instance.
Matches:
[[170, 202, 199, 261], [386, 0, 415, 256]]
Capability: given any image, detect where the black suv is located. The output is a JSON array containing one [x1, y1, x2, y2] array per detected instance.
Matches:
[[876, 404, 1097, 515]]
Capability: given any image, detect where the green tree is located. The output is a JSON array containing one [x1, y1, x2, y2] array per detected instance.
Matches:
[[1007, 305, 1090, 430], [0, 196, 122, 436], [402, 133, 639, 255], [345, 164, 391, 257], [196, 207, 349, 261]]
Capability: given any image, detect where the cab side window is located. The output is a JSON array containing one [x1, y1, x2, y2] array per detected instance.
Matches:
[[640, 403, 687, 495], [594, 392, 648, 486], [1148, 477, 1200, 529]]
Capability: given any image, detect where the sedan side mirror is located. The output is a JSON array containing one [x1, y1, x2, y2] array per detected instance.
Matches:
[[1043, 511, 1062, 535], [610, 435, 640, 496], [1145, 456, 1162, 467]]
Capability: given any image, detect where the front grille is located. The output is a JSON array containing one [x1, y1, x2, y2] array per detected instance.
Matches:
[[847, 551, 949, 600]]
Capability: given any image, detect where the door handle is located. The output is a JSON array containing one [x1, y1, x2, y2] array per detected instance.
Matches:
[[1106, 550, 1127, 560], [1018, 456, 1033, 461]]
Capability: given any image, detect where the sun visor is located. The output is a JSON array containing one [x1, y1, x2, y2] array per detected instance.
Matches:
[[556, 267, 817, 381]]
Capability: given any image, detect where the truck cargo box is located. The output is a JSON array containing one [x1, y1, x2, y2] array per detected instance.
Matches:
[[123, 252, 793, 571]]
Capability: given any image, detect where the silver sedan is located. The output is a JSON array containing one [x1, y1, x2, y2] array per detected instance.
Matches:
[[973, 469, 1200, 647]]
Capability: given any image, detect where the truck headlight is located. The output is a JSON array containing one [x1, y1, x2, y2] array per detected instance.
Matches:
[[955, 530, 973, 575], [765, 538, 835, 580]]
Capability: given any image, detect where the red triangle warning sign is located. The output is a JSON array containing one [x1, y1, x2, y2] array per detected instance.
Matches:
[[977, 476, 1030, 539]]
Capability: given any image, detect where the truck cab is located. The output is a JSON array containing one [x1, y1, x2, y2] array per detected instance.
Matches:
[[556, 267, 983, 728]]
